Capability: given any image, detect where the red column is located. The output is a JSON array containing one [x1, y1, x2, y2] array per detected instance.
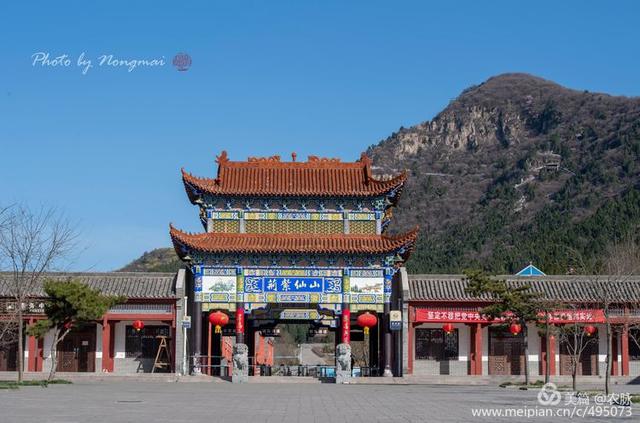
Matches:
[[36, 338, 44, 372], [474, 323, 483, 375], [549, 335, 556, 375], [341, 305, 351, 344], [611, 331, 619, 376], [235, 306, 245, 344], [469, 324, 476, 375], [621, 325, 630, 376], [27, 318, 36, 372], [101, 319, 112, 372]]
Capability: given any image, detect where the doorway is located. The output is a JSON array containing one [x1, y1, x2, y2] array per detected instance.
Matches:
[[488, 327, 525, 375], [57, 326, 96, 372]]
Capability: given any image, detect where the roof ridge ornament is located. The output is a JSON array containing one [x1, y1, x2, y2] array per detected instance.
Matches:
[[216, 150, 229, 165], [248, 155, 281, 163]]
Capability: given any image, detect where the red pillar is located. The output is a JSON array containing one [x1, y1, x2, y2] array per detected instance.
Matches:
[[101, 319, 112, 372], [474, 323, 483, 375], [341, 305, 351, 344], [27, 318, 36, 372], [36, 338, 44, 372], [611, 331, 619, 376], [549, 335, 556, 376], [235, 305, 245, 344], [469, 324, 476, 375], [621, 325, 630, 376]]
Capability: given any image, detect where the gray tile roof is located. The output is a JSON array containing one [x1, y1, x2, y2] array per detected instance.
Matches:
[[408, 274, 640, 303], [0, 272, 177, 299]]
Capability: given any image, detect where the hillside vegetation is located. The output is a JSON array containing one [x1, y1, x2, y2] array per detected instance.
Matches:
[[120, 74, 640, 275]]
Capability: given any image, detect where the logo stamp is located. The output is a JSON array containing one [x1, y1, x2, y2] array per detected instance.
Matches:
[[537, 382, 562, 406], [172, 52, 192, 71]]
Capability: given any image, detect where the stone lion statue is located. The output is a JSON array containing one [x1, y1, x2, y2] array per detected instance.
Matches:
[[233, 343, 248, 371], [336, 343, 351, 372]]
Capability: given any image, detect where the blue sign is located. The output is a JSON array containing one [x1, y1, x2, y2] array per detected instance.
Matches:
[[244, 276, 342, 294]]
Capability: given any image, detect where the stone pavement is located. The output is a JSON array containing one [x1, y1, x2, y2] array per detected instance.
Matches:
[[1, 381, 639, 423]]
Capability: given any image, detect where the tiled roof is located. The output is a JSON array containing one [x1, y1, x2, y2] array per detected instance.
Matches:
[[0, 272, 177, 299], [408, 275, 640, 303], [170, 225, 418, 260], [182, 151, 407, 200]]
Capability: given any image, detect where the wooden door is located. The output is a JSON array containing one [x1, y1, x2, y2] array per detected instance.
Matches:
[[559, 336, 598, 376], [0, 342, 18, 371], [489, 328, 525, 375], [57, 327, 96, 372]]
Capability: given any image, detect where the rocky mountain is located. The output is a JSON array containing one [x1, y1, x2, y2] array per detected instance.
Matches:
[[118, 248, 182, 273], [370, 73, 640, 274], [120, 73, 640, 274]]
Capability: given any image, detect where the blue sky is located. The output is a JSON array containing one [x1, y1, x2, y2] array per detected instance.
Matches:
[[1, 1, 639, 271]]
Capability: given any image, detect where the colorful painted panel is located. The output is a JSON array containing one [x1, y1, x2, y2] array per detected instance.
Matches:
[[349, 268, 385, 304], [193, 267, 236, 302], [244, 211, 343, 221]]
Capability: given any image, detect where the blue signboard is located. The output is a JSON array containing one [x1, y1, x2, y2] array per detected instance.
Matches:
[[244, 276, 342, 294]]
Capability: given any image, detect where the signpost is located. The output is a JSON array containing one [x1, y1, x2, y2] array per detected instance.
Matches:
[[389, 310, 402, 331]]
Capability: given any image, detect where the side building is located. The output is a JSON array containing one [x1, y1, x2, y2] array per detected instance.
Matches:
[[0, 271, 183, 374], [404, 273, 640, 378]]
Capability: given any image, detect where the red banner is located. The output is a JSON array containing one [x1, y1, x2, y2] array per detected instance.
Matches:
[[414, 308, 606, 324], [542, 309, 605, 324], [414, 309, 498, 323]]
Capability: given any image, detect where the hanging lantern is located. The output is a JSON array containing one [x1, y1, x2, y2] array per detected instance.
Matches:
[[357, 312, 377, 335], [584, 325, 597, 337], [132, 320, 145, 332], [442, 323, 454, 334], [63, 321, 74, 330], [509, 323, 522, 336], [209, 311, 229, 334]]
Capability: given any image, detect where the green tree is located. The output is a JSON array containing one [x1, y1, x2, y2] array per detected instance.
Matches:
[[27, 279, 125, 380], [465, 270, 542, 385]]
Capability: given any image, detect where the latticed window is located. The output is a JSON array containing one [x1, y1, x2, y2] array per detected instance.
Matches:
[[245, 220, 342, 234], [415, 328, 459, 360], [211, 220, 240, 233], [349, 220, 377, 234]]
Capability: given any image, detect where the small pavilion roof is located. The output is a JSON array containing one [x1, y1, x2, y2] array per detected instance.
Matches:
[[169, 225, 418, 261], [181, 151, 407, 201]]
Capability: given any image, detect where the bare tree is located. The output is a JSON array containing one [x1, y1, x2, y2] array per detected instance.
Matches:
[[0, 205, 77, 382], [599, 239, 640, 395], [567, 239, 640, 395], [555, 305, 599, 392]]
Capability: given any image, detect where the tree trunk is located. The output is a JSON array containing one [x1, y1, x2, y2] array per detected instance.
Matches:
[[523, 322, 530, 385], [572, 366, 577, 391], [545, 322, 551, 384], [605, 322, 612, 395], [47, 328, 72, 382], [48, 329, 60, 382], [17, 306, 23, 383]]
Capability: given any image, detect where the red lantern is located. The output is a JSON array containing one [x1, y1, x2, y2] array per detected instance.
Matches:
[[357, 312, 377, 335], [584, 325, 597, 337], [509, 323, 522, 336], [442, 323, 454, 334], [63, 321, 74, 330], [132, 320, 145, 332], [209, 311, 229, 334]]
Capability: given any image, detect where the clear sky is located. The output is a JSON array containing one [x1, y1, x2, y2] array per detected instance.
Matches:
[[1, 1, 639, 271]]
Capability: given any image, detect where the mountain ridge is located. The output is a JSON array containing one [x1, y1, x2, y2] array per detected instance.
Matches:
[[119, 73, 640, 274]]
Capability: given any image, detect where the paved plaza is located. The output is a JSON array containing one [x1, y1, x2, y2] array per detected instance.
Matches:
[[1, 381, 639, 423]]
